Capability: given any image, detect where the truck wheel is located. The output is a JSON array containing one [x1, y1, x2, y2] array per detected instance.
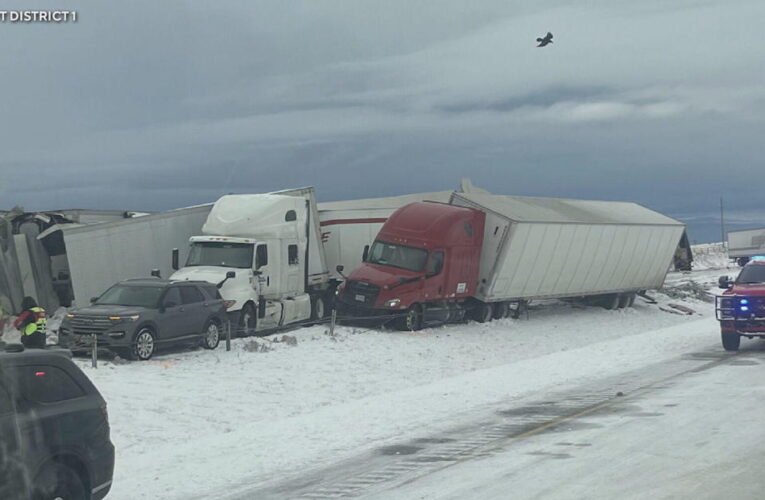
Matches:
[[492, 302, 508, 320], [399, 305, 423, 331], [475, 302, 493, 323], [311, 295, 326, 321], [721, 332, 741, 351], [239, 303, 256, 336], [738, 257, 749, 267]]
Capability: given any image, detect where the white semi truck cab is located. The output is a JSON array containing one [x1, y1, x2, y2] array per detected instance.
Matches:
[[170, 188, 329, 334]]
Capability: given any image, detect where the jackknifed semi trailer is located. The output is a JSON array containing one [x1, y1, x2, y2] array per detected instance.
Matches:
[[336, 193, 685, 329]]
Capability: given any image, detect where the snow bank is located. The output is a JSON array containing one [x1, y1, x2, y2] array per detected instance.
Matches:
[[691, 242, 735, 271]]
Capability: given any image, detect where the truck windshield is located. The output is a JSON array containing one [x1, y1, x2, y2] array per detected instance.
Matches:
[[736, 265, 765, 284], [186, 242, 254, 269], [96, 285, 164, 308], [367, 241, 427, 272]]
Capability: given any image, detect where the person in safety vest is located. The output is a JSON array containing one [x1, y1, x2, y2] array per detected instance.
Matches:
[[13, 296, 47, 348]]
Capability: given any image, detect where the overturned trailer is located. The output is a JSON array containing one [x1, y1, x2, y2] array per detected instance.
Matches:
[[0, 209, 139, 313], [49, 206, 212, 307]]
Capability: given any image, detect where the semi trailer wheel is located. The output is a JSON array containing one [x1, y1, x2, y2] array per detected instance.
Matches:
[[617, 293, 631, 309], [603, 294, 620, 310], [626, 293, 636, 307], [475, 302, 493, 323], [492, 302, 509, 320]]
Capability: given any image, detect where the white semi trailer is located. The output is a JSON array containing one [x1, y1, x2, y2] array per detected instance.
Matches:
[[727, 227, 765, 266], [450, 192, 686, 312], [170, 187, 330, 334]]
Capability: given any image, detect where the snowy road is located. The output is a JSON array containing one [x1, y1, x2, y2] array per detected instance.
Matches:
[[238, 340, 765, 499], [364, 342, 765, 500]]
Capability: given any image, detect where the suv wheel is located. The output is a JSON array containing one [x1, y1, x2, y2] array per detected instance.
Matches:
[[132, 327, 156, 361], [32, 463, 86, 500], [202, 320, 220, 350]]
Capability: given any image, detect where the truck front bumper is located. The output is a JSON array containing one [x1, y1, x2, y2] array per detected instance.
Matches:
[[335, 295, 402, 324], [720, 320, 765, 337]]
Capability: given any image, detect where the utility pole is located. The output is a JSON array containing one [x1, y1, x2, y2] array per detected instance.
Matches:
[[720, 196, 726, 248]]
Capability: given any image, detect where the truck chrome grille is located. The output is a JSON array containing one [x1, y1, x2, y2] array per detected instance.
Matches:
[[345, 280, 380, 306]]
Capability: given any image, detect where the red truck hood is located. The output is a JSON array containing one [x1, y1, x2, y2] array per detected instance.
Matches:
[[726, 284, 765, 296], [347, 263, 421, 289]]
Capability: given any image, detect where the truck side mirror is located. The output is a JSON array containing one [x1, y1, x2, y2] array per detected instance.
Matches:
[[172, 248, 179, 271], [217, 271, 236, 289], [151, 269, 161, 278], [90, 297, 98, 304], [336, 265, 346, 279], [362, 245, 369, 262], [718, 276, 732, 289]]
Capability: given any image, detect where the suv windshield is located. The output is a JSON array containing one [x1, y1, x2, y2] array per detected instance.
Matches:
[[736, 265, 765, 284], [186, 242, 254, 269], [96, 285, 164, 308], [367, 241, 428, 272]]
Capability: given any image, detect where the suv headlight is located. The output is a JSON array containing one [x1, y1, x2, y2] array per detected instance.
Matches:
[[385, 298, 401, 308], [109, 315, 140, 322]]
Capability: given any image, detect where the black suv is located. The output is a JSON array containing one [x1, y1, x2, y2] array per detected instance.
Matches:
[[59, 279, 227, 360], [0, 345, 115, 499]]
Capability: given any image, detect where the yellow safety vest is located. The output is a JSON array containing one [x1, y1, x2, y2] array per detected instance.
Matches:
[[24, 307, 46, 335]]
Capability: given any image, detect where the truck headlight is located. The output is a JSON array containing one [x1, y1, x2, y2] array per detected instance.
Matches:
[[385, 298, 401, 308]]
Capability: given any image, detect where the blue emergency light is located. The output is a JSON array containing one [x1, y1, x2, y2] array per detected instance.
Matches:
[[751, 256, 765, 262], [741, 299, 749, 305]]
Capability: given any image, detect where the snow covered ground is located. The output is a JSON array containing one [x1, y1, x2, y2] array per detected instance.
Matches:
[[61, 274, 720, 500]]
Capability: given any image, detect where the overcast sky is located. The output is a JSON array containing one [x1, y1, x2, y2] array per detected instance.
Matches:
[[1, 0, 763, 241]]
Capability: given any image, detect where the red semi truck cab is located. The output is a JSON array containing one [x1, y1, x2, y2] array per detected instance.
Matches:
[[716, 257, 765, 351], [336, 202, 485, 330]]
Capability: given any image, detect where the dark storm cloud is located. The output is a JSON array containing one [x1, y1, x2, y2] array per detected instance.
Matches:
[[1, 0, 764, 241]]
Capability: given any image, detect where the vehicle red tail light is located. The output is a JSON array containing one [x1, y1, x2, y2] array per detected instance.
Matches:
[[223, 300, 236, 309]]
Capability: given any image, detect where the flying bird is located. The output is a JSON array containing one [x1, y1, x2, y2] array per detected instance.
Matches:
[[536, 32, 553, 47]]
